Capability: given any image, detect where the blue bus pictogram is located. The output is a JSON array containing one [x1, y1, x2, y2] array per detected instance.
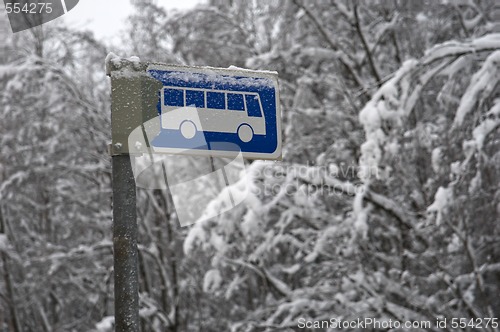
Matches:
[[161, 87, 265, 142], [147, 65, 281, 159]]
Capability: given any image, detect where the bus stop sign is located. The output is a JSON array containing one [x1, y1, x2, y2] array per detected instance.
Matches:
[[108, 57, 281, 160]]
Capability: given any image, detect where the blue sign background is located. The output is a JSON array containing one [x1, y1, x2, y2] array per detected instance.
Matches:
[[148, 69, 279, 155]]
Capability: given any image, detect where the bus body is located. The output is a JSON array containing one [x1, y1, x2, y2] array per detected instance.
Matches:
[[160, 86, 266, 141]]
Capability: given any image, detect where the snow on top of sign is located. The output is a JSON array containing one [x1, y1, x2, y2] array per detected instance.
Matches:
[[105, 53, 141, 76], [105, 52, 120, 75], [128, 56, 140, 63], [227, 64, 278, 75], [153, 69, 276, 88]]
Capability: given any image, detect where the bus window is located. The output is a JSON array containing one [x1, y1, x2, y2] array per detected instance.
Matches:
[[207, 92, 225, 109], [245, 94, 262, 117], [186, 90, 205, 108], [227, 93, 244, 111], [164, 88, 184, 107]]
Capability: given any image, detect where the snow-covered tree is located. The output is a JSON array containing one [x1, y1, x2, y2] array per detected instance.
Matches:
[[174, 1, 500, 331], [0, 21, 112, 331]]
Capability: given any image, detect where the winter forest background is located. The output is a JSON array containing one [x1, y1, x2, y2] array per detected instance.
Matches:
[[1, 0, 500, 331]]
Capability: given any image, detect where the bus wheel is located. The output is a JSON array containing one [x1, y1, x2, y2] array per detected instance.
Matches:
[[180, 120, 197, 139], [238, 124, 253, 143]]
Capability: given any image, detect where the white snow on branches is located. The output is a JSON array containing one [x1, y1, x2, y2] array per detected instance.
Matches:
[[453, 50, 500, 127], [203, 269, 223, 293], [427, 186, 453, 225], [358, 60, 416, 180], [472, 99, 500, 150]]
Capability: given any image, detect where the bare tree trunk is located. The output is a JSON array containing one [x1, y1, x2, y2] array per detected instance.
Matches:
[[0, 206, 21, 332]]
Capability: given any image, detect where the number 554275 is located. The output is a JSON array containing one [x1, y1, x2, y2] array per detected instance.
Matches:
[[5, 2, 52, 14]]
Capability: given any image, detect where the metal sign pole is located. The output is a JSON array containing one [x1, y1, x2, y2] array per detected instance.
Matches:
[[112, 155, 139, 332], [107, 55, 155, 332], [108, 54, 162, 331]]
